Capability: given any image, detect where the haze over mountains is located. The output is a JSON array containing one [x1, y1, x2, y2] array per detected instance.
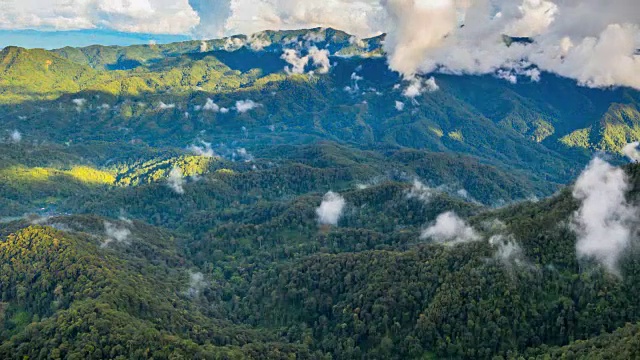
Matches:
[[1, 27, 640, 359]]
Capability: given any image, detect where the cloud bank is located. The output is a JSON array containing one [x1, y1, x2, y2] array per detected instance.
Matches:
[[316, 191, 346, 226], [572, 157, 637, 275]]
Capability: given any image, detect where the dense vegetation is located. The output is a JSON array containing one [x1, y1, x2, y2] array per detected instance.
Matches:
[[1, 28, 640, 359]]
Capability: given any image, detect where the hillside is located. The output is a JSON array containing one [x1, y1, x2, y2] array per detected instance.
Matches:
[[2, 28, 640, 359]]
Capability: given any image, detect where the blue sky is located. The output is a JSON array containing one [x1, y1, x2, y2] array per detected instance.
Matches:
[[0, 29, 190, 50]]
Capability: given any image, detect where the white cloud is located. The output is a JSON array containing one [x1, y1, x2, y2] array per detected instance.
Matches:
[[168, 167, 185, 194], [0, 0, 200, 34], [623, 142, 640, 162], [375, 0, 640, 89], [232, 147, 254, 162], [222, 0, 384, 39], [282, 48, 309, 74], [248, 33, 272, 50], [72, 98, 86, 111], [235, 99, 260, 113], [316, 191, 346, 226], [10, 130, 22, 143], [572, 157, 636, 275], [489, 234, 524, 264], [395, 101, 405, 111], [402, 76, 438, 98], [186, 271, 207, 297], [202, 98, 220, 112], [282, 46, 332, 75], [158, 101, 175, 110], [188, 141, 215, 157], [407, 179, 434, 203], [224, 36, 246, 51], [102, 220, 132, 248], [308, 46, 331, 74], [382, 0, 459, 77], [421, 211, 480, 244]]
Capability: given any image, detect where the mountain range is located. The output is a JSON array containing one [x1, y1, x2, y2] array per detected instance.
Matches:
[[1, 28, 640, 359]]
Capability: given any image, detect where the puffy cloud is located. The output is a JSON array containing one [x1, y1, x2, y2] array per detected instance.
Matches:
[[421, 211, 480, 244], [281, 47, 331, 74], [72, 98, 86, 112], [382, 0, 459, 77], [395, 101, 405, 111], [235, 99, 261, 113], [503, 0, 558, 38], [532, 23, 640, 89], [158, 101, 175, 110], [10, 130, 22, 143], [102, 220, 132, 248], [0, 0, 200, 35], [402, 76, 438, 98], [168, 167, 185, 194], [222, 0, 385, 39], [316, 191, 346, 226], [623, 142, 640, 162], [232, 147, 254, 162], [188, 141, 215, 157], [372, 0, 640, 88], [202, 98, 220, 112], [248, 33, 272, 51], [572, 158, 636, 275], [308, 46, 331, 74], [282, 49, 310, 74]]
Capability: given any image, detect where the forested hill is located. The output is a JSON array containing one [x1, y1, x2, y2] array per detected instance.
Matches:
[[1, 28, 640, 359]]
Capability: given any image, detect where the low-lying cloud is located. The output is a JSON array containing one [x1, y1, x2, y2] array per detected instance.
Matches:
[[188, 141, 215, 158], [421, 211, 480, 245], [623, 142, 640, 162], [186, 271, 207, 297], [235, 99, 261, 113], [572, 157, 637, 275], [199, 98, 229, 113], [282, 47, 332, 75], [402, 76, 439, 98], [158, 101, 176, 110], [10, 130, 21, 143], [102, 221, 132, 248], [407, 179, 434, 203], [168, 167, 185, 194], [316, 191, 346, 226], [489, 234, 525, 265]]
